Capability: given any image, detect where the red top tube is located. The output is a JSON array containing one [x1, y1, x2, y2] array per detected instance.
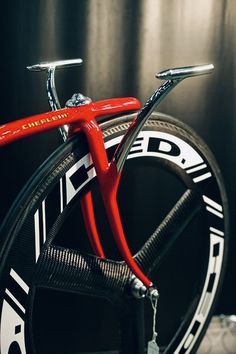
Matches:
[[0, 97, 140, 146]]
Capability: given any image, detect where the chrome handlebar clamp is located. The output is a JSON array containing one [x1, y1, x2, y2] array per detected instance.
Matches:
[[66, 93, 92, 107]]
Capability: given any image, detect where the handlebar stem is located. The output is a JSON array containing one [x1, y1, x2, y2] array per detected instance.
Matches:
[[27, 58, 83, 142], [113, 63, 214, 173], [46, 67, 69, 141], [113, 79, 180, 172]]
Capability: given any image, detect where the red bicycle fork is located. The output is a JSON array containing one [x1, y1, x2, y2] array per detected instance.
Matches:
[[70, 79, 183, 289], [70, 111, 153, 288]]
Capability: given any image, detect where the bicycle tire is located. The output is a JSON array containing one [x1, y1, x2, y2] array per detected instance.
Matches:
[[0, 112, 229, 354]]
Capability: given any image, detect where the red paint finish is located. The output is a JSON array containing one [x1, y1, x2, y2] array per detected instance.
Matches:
[[74, 109, 152, 287], [1, 96, 153, 287], [80, 191, 105, 258], [101, 162, 152, 287], [0, 97, 139, 146]]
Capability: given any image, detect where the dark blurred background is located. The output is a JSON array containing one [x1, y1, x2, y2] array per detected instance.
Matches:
[[0, 0, 235, 314]]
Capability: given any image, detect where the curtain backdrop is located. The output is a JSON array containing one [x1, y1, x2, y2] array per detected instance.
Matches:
[[1, 0, 235, 313]]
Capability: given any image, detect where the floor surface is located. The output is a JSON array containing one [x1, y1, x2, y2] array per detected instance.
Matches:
[[75, 315, 236, 354], [197, 315, 236, 354]]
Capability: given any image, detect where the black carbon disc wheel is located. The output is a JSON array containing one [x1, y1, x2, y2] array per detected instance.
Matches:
[[0, 112, 229, 354]]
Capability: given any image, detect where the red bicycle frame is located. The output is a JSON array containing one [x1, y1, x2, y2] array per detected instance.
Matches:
[[1, 60, 214, 289], [0, 97, 154, 287]]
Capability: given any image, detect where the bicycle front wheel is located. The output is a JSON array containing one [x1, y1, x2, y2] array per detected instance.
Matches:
[[0, 112, 229, 354]]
